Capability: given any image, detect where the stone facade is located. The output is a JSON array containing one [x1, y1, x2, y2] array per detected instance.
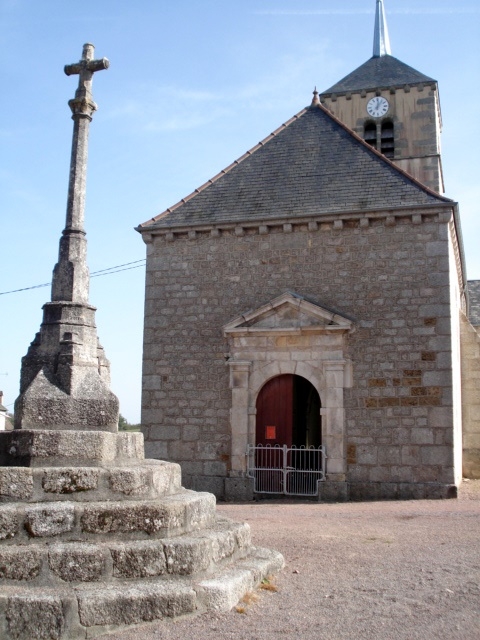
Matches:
[[461, 311, 480, 478], [138, 4, 479, 499], [140, 200, 464, 500]]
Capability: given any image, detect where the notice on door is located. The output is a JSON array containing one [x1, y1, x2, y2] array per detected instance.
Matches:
[[265, 425, 276, 440]]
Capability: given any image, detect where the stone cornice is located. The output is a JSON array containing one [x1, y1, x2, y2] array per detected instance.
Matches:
[[140, 204, 455, 244]]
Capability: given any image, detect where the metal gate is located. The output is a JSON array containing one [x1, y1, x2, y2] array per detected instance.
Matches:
[[246, 444, 326, 497]]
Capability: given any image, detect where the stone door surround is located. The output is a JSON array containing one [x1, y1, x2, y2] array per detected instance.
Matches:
[[224, 292, 354, 482]]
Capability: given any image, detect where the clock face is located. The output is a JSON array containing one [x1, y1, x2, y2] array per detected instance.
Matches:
[[366, 96, 389, 118]]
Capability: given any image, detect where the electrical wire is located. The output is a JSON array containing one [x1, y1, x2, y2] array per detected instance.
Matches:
[[0, 259, 146, 296]]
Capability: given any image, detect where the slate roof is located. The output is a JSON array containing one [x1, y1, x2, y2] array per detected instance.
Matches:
[[139, 104, 451, 230], [468, 281, 480, 326], [321, 55, 436, 96]]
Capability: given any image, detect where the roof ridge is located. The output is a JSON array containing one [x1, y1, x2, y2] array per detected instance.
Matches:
[[138, 108, 308, 228]]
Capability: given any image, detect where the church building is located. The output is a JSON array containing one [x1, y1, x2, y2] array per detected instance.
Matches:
[[137, 0, 480, 500]]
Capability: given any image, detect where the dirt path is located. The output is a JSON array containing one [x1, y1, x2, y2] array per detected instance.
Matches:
[[110, 481, 480, 640]]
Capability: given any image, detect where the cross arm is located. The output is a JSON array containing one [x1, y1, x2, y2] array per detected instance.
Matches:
[[64, 58, 109, 77], [87, 58, 110, 73]]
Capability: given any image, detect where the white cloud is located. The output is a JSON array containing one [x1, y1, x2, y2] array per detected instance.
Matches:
[[107, 41, 331, 134]]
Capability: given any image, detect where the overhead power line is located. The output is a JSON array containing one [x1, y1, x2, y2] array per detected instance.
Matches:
[[0, 259, 146, 296]]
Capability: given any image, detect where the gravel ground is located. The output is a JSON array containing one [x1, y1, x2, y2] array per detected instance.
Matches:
[[109, 480, 480, 640]]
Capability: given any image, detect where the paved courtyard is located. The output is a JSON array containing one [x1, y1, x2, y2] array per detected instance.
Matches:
[[112, 480, 480, 640]]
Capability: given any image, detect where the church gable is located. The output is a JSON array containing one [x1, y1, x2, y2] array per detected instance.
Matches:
[[138, 104, 449, 232], [224, 292, 353, 335]]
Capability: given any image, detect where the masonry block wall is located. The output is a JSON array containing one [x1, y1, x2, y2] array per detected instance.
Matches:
[[460, 313, 480, 478], [141, 208, 461, 500]]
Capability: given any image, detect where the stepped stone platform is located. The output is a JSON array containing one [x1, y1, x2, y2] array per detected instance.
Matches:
[[0, 44, 283, 639], [0, 429, 284, 639]]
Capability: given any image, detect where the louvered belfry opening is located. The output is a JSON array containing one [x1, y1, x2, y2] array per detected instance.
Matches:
[[381, 119, 395, 158], [364, 121, 378, 149]]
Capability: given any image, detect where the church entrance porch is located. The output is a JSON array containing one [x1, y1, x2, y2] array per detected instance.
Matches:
[[248, 374, 325, 496], [223, 292, 354, 500]]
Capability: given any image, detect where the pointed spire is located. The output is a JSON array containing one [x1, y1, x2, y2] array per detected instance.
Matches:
[[373, 0, 391, 58], [311, 87, 320, 106]]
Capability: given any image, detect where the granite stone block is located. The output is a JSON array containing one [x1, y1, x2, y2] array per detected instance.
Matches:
[[0, 469, 33, 501], [0, 548, 42, 581], [48, 544, 105, 582], [110, 541, 167, 578], [7, 595, 65, 640], [24, 503, 75, 538]]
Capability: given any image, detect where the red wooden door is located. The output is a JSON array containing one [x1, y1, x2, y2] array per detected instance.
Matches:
[[256, 374, 294, 447]]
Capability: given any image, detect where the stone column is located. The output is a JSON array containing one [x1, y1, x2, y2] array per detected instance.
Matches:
[[323, 360, 349, 481], [227, 360, 251, 475], [14, 44, 118, 431]]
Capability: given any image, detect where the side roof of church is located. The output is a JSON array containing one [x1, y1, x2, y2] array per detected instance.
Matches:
[[138, 103, 451, 231]]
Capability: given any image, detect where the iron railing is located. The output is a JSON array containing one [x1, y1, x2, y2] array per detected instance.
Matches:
[[246, 444, 326, 497]]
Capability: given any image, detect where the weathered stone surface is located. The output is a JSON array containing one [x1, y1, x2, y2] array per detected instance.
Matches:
[[15, 369, 119, 432], [109, 468, 150, 496], [0, 548, 42, 581], [110, 541, 167, 578], [77, 583, 196, 626], [6, 595, 65, 640], [149, 460, 182, 495], [24, 503, 75, 538], [48, 544, 105, 582], [318, 481, 349, 503], [163, 536, 212, 575], [0, 469, 33, 501], [81, 501, 172, 535], [185, 492, 217, 531], [198, 568, 253, 612], [1, 430, 144, 467], [0, 506, 19, 540], [42, 468, 99, 494], [116, 432, 145, 463]]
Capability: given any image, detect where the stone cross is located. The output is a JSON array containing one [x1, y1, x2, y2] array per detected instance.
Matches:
[[65, 42, 109, 118], [51, 43, 109, 304], [14, 43, 119, 431]]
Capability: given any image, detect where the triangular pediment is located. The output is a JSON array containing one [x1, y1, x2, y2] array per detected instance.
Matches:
[[223, 292, 353, 334]]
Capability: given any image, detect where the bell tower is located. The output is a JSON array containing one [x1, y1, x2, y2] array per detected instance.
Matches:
[[320, 0, 444, 194]]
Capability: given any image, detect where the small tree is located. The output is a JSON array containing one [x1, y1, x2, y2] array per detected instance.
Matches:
[[118, 414, 141, 432]]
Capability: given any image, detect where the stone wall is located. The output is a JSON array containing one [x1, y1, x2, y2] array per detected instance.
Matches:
[[141, 208, 460, 499], [321, 84, 443, 193], [460, 312, 480, 478]]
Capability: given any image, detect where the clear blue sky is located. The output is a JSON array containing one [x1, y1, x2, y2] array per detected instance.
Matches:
[[1, 0, 479, 423]]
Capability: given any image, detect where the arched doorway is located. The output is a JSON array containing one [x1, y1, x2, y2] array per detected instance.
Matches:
[[255, 374, 321, 448], [252, 374, 324, 495]]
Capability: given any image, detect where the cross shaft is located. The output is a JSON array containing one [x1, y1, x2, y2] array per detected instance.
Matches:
[[51, 43, 109, 304]]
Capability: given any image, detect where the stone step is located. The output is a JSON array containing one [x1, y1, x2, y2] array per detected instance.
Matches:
[[0, 430, 144, 468], [0, 460, 182, 504], [0, 517, 251, 586], [0, 489, 216, 543], [0, 546, 284, 640]]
